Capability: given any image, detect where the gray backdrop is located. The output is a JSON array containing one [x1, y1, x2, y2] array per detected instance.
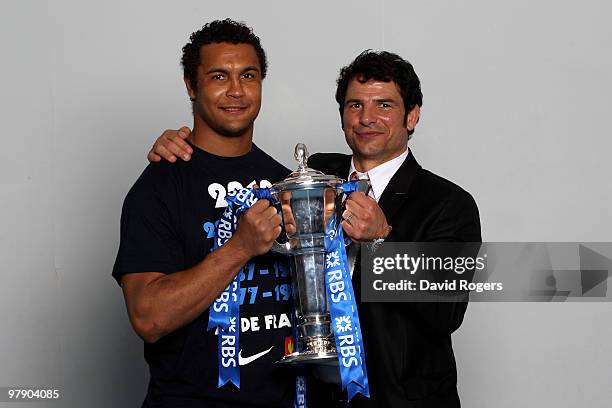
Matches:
[[1, 0, 611, 407]]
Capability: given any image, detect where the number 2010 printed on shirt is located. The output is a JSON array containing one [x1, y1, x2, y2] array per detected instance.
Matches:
[[208, 180, 273, 208]]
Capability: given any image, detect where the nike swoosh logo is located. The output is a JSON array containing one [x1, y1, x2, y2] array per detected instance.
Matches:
[[238, 346, 274, 366]]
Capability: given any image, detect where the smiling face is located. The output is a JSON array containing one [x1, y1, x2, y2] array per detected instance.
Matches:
[[342, 77, 420, 171], [185, 42, 262, 139]]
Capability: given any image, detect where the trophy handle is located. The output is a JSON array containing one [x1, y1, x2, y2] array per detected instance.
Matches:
[[336, 180, 370, 247], [266, 187, 294, 255], [272, 240, 292, 254]]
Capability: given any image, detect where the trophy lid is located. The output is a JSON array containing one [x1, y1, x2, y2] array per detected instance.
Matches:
[[272, 143, 343, 191]]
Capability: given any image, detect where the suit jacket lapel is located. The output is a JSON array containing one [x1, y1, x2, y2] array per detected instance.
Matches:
[[377, 150, 421, 223]]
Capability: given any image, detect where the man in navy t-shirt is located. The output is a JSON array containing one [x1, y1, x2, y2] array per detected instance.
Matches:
[[113, 19, 294, 407]]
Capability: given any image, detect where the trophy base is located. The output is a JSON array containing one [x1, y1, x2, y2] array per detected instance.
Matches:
[[275, 338, 341, 384], [275, 335, 339, 386], [276, 335, 337, 366], [276, 351, 338, 366], [276, 352, 342, 385]]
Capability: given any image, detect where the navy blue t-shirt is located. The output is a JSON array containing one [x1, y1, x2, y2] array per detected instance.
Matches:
[[113, 143, 294, 407]]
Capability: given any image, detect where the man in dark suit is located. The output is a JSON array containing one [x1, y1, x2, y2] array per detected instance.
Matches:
[[145, 50, 480, 407], [304, 51, 481, 408]]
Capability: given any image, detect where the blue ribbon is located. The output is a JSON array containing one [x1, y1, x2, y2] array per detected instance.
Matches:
[[289, 277, 308, 408], [207, 182, 370, 399], [208, 187, 261, 389], [259, 181, 371, 400], [294, 375, 307, 408], [324, 181, 370, 400]]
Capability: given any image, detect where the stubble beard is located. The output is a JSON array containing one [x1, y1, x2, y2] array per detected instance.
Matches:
[[212, 122, 252, 138], [197, 107, 255, 139]]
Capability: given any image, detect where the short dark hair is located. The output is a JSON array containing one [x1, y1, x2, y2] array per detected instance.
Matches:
[[181, 19, 267, 91], [335, 50, 423, 129]]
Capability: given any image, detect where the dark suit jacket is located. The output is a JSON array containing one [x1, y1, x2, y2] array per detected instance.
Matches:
[[307, 150, 481, 408]]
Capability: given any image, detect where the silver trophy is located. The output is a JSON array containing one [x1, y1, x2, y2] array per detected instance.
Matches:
[[269, 143, 368, 366]]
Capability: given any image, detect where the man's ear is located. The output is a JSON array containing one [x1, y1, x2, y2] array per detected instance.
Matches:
[[184, 76, 196, 101], [406, 105, 421, 131]]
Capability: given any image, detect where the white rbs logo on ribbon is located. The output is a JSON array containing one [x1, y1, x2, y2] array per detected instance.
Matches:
[[326, 251, 348, 303], [233, 188, 257, 208], [326, 251, 340, 268], [335, 315, 352, 333], [336, 315, 358, 368], [221, 316, 238, 368], [213, 279, 238, 313], [215, 208, 235, 247], [325, 251, 357, 368]]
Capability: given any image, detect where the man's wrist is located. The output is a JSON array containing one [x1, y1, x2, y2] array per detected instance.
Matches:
[[368, 224, 391, 251], [375, 224, 392, 241], [223, 236, 255, 264]]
